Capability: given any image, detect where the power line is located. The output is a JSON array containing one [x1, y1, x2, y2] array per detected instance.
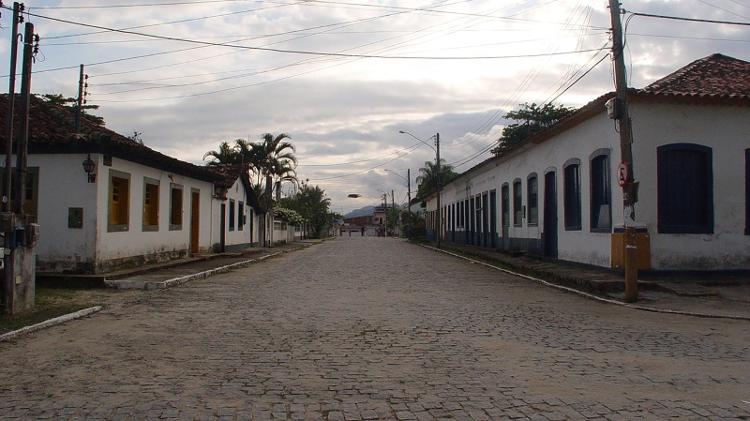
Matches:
[[43, 2, 304, 40], [628, 11, 750, 26], [33, 0, 270, 9], [307, 142, 426, 181], [2, 6, 608, 61], [2, 1, 460, 78]]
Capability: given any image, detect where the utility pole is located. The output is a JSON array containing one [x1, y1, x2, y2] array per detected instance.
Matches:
[[75, 64, 85, 133], [14, 22, 33, 216], [382, 193, 388, 237], [391, 189, 395, 236], [3, 20, 38, 315], [4, 2, 23, 213], [435, 132, 441, 249], [609, 0, 638, 302], [407, 168, 411, 207]]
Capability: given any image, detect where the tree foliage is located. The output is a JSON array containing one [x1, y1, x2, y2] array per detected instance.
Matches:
[[42, 93, 105, 126], [203, 134, 299, 211], [278, 181, 332, 238], [415, 159, 457, 200], [491, 102, 575, 156]]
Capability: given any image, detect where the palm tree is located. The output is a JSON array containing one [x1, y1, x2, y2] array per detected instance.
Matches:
[[253, 133, 298, 200], [203, 141, 239, 166], [416, 159, 456, 200]]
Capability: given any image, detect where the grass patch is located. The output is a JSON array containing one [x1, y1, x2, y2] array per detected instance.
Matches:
[[0, 288, 98, 335]]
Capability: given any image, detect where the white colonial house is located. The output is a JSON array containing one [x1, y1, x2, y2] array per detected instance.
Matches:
[[0, 94, 270, 274], [211, 166, 263, 252], [425, 53, 750, 271]]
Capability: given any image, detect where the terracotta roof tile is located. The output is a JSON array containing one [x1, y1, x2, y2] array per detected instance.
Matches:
[[641, 53, 750, 99], [0, 94, 222, 183]]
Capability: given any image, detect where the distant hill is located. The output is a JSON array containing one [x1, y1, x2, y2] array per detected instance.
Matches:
[[344, 206, 376, 219]]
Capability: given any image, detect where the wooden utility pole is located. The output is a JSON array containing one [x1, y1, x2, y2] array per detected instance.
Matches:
[[407, 168, 411, 206], [609, 0, 638, 302], [13, 22, 34, 215], [75, 64, 84, 133], [435, 132, 441, 249], [4, 2, 22, 213]]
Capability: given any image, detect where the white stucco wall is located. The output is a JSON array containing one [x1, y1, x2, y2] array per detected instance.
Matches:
[[95, 155, 215, 268], [435, 100, 750, 270], [437, 111, 621, 267], [222, 178, 255, 247], [630, 102, 750, 270], [1, 154, 99, 272]]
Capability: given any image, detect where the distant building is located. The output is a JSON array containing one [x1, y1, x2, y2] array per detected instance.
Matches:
[[425, 54, 750, 271]]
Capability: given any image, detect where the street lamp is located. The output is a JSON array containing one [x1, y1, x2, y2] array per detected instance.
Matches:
[[398, 130, 441, 248]]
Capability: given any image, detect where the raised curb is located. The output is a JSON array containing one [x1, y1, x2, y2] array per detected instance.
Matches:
[[421, 244, 750, 321], [0, 306, 103, 343], [126, 252, 284, 290]]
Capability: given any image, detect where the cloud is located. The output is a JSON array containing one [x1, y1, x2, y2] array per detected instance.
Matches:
[[10, 0, 750, 212]]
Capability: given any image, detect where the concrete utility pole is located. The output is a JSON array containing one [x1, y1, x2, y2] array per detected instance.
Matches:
[[609, 0, 638, 302], [435, 132, 441, 249], [3, 20, 38, 315], [4, 2, 22, 213]]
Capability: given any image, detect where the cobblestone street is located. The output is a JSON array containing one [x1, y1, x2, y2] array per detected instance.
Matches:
[[1, 237, 749, 420]]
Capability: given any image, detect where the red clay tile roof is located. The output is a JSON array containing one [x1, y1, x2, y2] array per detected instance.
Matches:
[[0, 94, 222, 183], [641, 53, 750, 99], [452, 53, 750, 182]]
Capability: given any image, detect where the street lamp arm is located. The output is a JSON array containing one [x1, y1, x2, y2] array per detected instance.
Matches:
[[398, 130, 436, 151]]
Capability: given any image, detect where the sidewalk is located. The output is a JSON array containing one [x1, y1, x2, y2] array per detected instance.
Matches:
[[39, 242, 312, 291], [427, 241, 750, 320]]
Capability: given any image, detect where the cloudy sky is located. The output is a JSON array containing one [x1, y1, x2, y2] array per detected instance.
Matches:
[[2, 0, 749, 213]]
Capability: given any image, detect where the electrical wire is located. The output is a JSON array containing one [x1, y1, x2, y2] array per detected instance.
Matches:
[[628, 11, 750, 26], [1, 6, 609, 61], [33, 0, 275, 9]]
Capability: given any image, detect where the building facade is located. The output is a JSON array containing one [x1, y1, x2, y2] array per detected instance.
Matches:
[[426, 54, 750, 271]]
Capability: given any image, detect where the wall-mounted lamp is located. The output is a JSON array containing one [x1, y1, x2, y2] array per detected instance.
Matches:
[[82, 153, 96, 183]]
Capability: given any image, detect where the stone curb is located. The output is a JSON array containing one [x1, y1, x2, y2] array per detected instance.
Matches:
[[421, 244, 750, 322], [146, 251, 284, 290], [0, 306, 103, 343]]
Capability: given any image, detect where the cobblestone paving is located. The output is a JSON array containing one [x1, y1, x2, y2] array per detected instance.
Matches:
[[1, 237, 749, 420]]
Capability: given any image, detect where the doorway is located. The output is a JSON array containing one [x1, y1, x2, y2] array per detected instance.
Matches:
[[544, 171, 558, 258], [190, 190, 200, 254]]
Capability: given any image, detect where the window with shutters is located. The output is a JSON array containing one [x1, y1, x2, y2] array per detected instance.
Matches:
[[143, 178, 159, 231], [229, 199, 235, 231], [590, 151, 611, 232], [658, 144, 713, 233], [169, 184, 183, 230], [238, 201, 245, 231], [513, 179, 523, 227], [527, 174, 538, 226], [108, 170, 130, 232], [564, 159, 581, 231], [746, 149, 750, 235]]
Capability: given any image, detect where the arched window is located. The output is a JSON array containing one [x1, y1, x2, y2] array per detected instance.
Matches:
[[563, 158, 581, 231], [513, 178, 523, 226], [590, 149, 611, 232], [657, 143, 713, 233], [527, 173, 538, 226], [501, 183, 510, 229]]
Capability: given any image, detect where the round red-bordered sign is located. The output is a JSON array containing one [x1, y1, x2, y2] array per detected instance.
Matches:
[[617, 162, 628, 187]]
